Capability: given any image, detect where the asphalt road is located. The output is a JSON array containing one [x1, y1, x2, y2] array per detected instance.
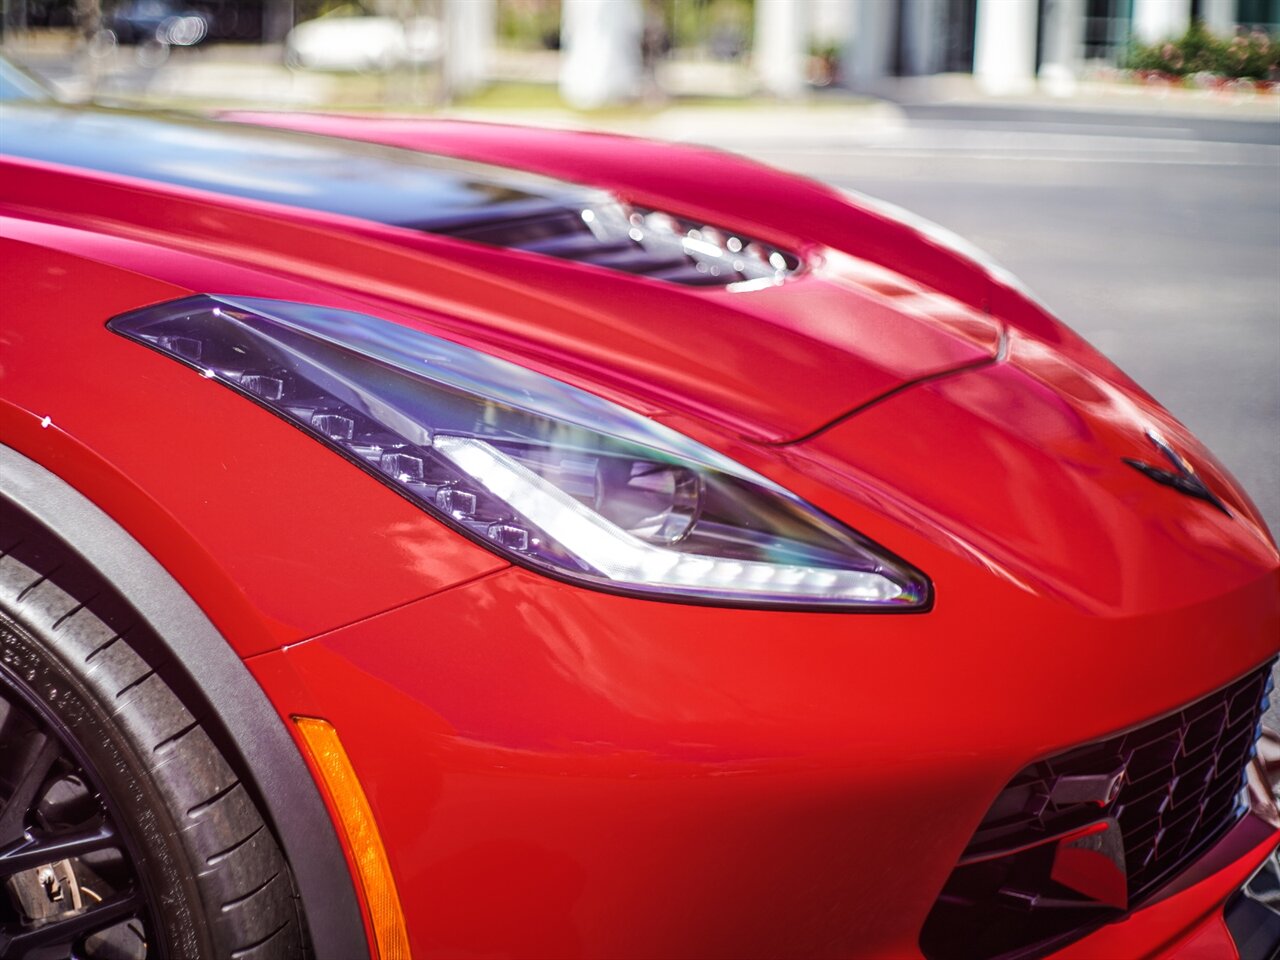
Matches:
[[731, 103, 1280, 543]]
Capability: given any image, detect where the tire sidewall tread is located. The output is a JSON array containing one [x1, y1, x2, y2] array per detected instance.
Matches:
[[0, 552, 302, 959]]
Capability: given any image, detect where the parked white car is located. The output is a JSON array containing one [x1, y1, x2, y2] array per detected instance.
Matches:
[[285, 13, 442, 72]]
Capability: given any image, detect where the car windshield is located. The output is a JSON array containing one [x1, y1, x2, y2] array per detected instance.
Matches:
[[0, 57, 53, 102]]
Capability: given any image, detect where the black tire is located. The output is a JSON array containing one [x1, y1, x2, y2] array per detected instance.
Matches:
[[0, 546, 303, 959]]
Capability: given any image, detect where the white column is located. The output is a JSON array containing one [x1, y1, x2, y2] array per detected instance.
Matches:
[[755, 0, 808, 98], [845, 0, 897, 91], [443, 0, 494, 97], [1131, 0, 1193, 43], [1039, 0, 1085, 95], [810, 0, 854, 46], [974, 0, 1038, 94], [560, 0, 644, 109], [1201, 0, 1235, 35]]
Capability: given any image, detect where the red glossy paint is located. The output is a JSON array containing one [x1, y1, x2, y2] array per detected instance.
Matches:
[[0, 235, 508, 655], [224, 110, 1153, 402], [243, 554, 1277, 958], [0, 156, 1000, 443], [2, 104, 1278, 960]]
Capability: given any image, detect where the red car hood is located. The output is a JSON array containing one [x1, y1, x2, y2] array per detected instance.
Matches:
[[1, 105, 1275, 626], [0, 104, 1015, 443]]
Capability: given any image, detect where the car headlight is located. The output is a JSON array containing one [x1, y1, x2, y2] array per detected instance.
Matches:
[[109, 295, 930, 610]]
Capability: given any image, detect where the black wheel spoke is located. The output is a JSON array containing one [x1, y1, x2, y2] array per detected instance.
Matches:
[[0, 697, 23, 754], [0, 733, 58, 844], [2, 667, 158, 959], [0, 889, 144, 956], [0, 819, 119, 877]]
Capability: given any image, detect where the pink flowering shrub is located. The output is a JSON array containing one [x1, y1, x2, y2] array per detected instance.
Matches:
[[1127, 21, 1279, 80]]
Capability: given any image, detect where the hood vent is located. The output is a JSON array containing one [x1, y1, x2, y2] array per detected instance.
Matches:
[[420, 200, 802, 288], [2, 103, 802, 288]]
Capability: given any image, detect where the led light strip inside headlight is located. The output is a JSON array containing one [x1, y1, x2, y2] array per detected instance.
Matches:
[[109, 296, 930, 609]]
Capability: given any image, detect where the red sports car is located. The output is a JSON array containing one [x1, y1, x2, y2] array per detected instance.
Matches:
[[1, 57, 1278, 960]]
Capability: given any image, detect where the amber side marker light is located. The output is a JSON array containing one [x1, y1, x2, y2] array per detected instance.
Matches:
[[294, 716, 412, 960]]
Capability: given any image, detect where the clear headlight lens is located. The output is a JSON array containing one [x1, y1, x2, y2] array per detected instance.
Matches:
[[109, 296, 930, 609]]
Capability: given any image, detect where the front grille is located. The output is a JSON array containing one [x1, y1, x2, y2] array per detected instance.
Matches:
[[922, 660, 1275, 960]]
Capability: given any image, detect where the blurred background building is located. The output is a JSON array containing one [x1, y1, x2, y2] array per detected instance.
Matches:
[[1, 0, 1277, 108]]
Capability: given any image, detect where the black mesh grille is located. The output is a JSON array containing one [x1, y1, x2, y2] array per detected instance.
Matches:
[[922, 660, 1275, 960]]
